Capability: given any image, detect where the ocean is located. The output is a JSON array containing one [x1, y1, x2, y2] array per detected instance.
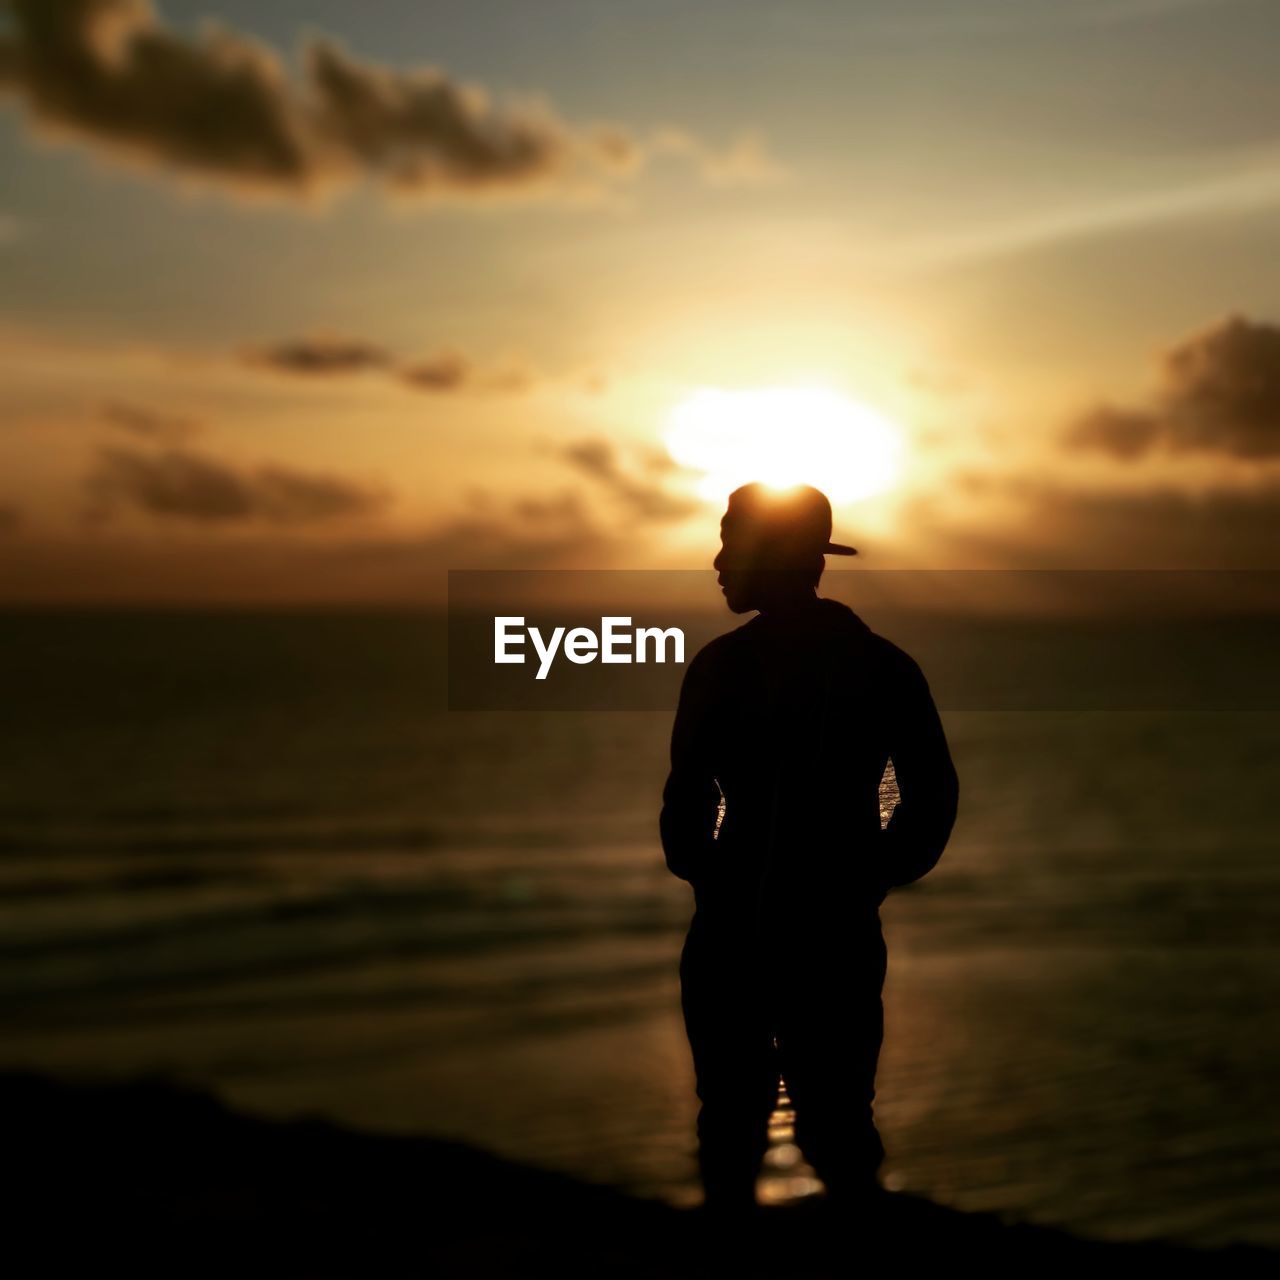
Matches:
[[1, 609, 1277, 1248]]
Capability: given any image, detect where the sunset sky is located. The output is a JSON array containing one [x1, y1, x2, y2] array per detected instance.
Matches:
[[2, 0, 1280, 601]]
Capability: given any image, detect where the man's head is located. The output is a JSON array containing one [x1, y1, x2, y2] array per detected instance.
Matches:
[[713, 482, 856, 613]]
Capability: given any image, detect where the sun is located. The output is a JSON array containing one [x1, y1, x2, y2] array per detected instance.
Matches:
[[663, 386, 904, 504]]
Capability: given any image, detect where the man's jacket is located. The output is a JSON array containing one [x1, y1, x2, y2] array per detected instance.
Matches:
[[659, 597, 958, 943]]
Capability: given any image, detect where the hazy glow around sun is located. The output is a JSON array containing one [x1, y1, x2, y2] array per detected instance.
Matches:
[[664, 386, 904, 504]]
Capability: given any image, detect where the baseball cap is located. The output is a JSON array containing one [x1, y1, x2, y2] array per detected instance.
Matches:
[[721, 483, 858, 558]]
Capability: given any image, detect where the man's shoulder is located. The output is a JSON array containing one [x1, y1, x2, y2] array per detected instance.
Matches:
[[816, 601, 928, 687], [689, 605, 915, 660], [811, 598, 898, 653], [862, 628, 920, 670], [860, 628, 928, 682], [857, 632, 940, 712]]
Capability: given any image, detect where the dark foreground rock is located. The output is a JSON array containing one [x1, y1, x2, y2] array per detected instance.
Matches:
[[4, 1071, 1273, 1277]]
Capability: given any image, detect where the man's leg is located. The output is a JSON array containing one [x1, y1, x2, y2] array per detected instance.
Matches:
[[680, 931, 780, 1210], [774, 931, 888, 1199]]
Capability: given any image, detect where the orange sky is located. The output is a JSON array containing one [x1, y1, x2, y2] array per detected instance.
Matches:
[[2, 0, 1280, 602]]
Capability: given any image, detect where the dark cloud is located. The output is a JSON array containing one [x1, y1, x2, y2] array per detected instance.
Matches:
[[562, 438, 698, 521], [244, 336, 540, 394], [897, 471, 1280, 573], [85, 444, 388, 524], [637, 443, 681, 474], [0, 503, 21, 534], [0, 0, 753, 203], [303, 489, 606, 576], [415, 490, 604, 567], [1068, 406, 1158, 460], [101, 400, 202, 443], [400, 351, 470, 392], [243, 337, 392, 375], [1012, 479, 1280, 570], [0, 0, 322, 192], [303, 38, 582, 194], [1159, 316, 1280, 458], [0, 490, 608, 603], [1068, 316, 1280, 460]]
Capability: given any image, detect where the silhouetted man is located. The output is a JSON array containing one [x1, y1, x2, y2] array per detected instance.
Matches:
[[660, 482, 958, 1216]]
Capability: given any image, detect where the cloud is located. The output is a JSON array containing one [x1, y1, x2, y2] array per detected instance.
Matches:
[[1067, 406, 1161, 460], [101, 400, 202, 443], [1067, 316, 1280, 460], [0, 490, 610, 603], [0, 0, 325, 193], [561, 438, 699, 521], [242, 336, 392, 375], [400, 350, 470, 392], [0, 0, 766, 205], [412, 490, 605, 567], [0, 503, 21, 534], [85, 444, 388, 524], [1003, 478, 1280, 570], [243, 334, 540, 394], [881, 467, 1280, 573], [303, 36, 587, 195], [649, 128, 785, 186]]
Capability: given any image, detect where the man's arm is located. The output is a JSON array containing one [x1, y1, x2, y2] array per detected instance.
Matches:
[[875, 648, 959, 893], [658, 646, 722, 885]]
